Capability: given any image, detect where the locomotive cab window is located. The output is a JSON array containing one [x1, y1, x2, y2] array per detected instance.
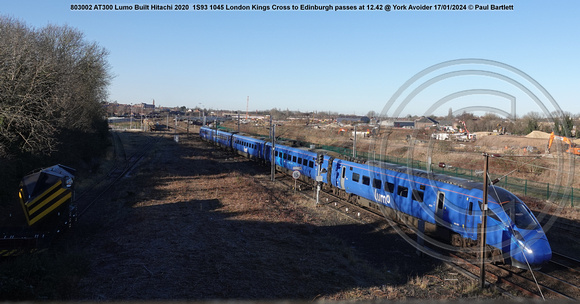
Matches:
[[478, 201, 501, 222], [308, 161, 314, 168]]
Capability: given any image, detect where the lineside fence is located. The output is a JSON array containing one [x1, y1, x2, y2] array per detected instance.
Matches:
[[321, 144, 577, 207]]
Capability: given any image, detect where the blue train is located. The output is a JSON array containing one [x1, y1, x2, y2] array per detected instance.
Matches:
[[200, 126, 551, 269]]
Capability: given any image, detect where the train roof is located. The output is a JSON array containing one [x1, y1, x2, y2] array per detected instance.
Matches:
[[20, 165, 75, 198], [366, 160, 482, 190]]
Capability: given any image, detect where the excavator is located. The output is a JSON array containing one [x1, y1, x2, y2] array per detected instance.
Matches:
[[546, 132, 580, 156]]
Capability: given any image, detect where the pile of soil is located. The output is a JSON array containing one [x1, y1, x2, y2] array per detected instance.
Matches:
[[525, 131, 552, 139]]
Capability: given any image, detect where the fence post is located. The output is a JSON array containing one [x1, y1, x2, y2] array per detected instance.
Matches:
[[572, 187, 574, 207], [547, 183, 550, 200], [524, 179, 527, 196]]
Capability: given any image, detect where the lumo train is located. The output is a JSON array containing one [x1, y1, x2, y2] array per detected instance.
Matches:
[[200, 126, 551, 269]]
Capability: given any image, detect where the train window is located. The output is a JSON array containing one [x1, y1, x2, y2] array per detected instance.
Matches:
[[412, 190, 424, 202], [308, 161, 314, 168], [385, 182, 395, 193], [362, 176, 370, 186], [352, 173, 360, 182], [420, 185, 426, 190], [298, 158, 303, 165], [468, 202, 473, 215], [373, 178, 381, 189], [397, 186, 408, 197], [293, 156, 297, 162]]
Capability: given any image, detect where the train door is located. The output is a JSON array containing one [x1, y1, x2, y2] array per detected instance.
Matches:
[[341, 166, 347, 189], [464, 200, 476, 238], [436, 192, 445, 223]]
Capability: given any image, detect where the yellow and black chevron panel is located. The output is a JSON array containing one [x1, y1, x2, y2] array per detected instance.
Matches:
[[19, 180, 72, 227], [0, 249, 20, 257], [0, 236, 43, 256]]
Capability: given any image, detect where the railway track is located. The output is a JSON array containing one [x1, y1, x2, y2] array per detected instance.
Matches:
[[76, 131, 159, 217], [263, 164, 580, 299], [198, 131, 580, 299]]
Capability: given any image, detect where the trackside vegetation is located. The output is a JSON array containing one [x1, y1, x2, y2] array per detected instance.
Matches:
[[0, 15, 111, 203]]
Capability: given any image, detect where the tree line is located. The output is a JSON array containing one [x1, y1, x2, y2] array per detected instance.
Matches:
[[0, 16, 111, 200]]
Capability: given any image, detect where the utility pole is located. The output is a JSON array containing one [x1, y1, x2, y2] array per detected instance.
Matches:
[[480, 152, 490, 289], [270, 116, 276, 181], [353, 125, 357, 158], [246, 96, 249, 120]]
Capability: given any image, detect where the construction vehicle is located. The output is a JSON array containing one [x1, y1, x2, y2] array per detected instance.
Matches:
[[546, 132, 580, 156], [454, 120, 476, 142], [496, 123, 506, 135]]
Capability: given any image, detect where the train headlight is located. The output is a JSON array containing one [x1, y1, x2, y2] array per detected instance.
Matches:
[[514, 230, 533, 254]]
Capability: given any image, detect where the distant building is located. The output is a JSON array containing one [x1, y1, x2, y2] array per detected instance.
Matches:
[[336, 116, 370, 125], [393, 121, 415, 128], [415, 116, 439, 129]]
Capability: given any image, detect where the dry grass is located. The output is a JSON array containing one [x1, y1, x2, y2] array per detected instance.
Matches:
[[64, 131, 509, 301]]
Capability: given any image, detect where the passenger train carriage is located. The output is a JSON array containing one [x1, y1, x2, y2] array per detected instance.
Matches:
[[200, 126, 551, 269]]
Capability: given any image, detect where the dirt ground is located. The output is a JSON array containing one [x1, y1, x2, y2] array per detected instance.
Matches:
[[231, 122, 580, 190], [66, 131, 501, 301]]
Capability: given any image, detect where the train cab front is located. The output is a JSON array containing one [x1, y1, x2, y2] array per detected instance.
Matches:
[[510, 228, 551, 270], [504, 199, 552, 269]]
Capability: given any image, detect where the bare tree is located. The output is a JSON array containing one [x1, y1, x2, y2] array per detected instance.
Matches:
[[0, 16, 111, 159]]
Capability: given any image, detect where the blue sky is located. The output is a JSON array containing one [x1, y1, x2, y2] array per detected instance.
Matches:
[[2, 1, 579, 117]]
